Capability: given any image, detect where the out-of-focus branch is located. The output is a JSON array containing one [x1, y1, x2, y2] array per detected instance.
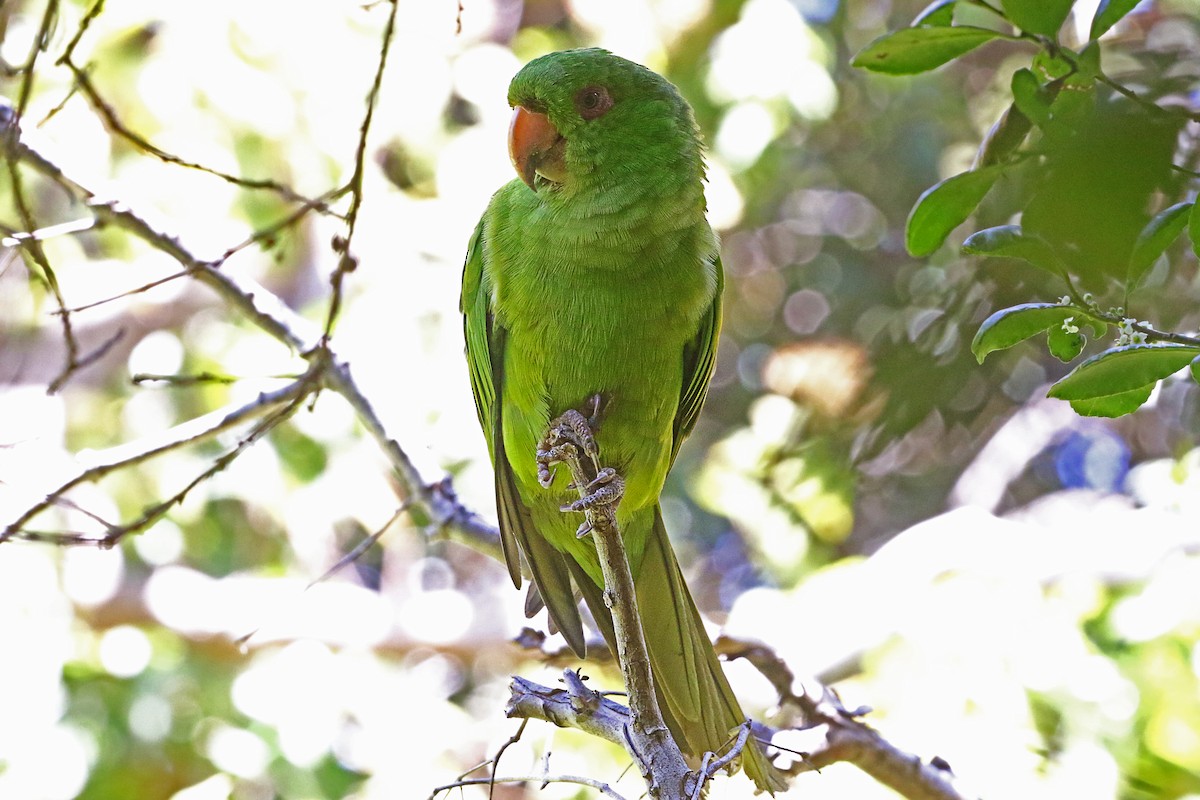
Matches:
[[718, 637, 978, 800], [323, 0, 398, 340], [430, 773, 628, 800], [0, 98, 502, 561], [1, 371, 315, 544], [60, 60, 336, 211]]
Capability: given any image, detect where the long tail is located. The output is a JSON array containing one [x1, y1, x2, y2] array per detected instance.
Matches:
[[571, 508, 786, 794]]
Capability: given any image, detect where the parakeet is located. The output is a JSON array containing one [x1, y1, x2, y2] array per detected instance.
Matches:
[[461, 48, 783, 793]]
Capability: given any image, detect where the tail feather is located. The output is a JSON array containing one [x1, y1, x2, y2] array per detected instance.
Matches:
[[579, 508, 785, 794], [495, 445, 587, 655]]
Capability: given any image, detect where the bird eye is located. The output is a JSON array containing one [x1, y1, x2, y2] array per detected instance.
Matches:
[[574, 85, 613, 120]]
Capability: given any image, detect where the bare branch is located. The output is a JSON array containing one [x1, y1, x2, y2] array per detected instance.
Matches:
[[485, 718, 528, 800], [719, 638, 979, 800], [429, 773, 628, 800], [14, 0, 58, 116], [1, 98, 84, 392], [694, 722, 751, 799], [534, 415, 694, 798], [0, 100, 503, 562], [60, 60, 337, 210], [2, 371, 317, 543], [322, 0, 399, 340], [57, 0, 105, 67], [307, 500, 411, 587], [507, 672, 635, 751]]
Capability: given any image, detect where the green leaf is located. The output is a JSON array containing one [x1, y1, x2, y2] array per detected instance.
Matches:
[[270, 424, 329, 481], [1033, 49, 1074, 80], [1001, 0, 1075, 36], [1075, 41, 1101, 78], [1048, 344, 1200, 400], [961, 225, 1065, 274], [1192, 355, 1200, 385], [1047, 324, 1086, 362], [1011, 68, 1050, 125], [852, 26, 1007, 75], [1189, 198, 1200, 260], [1070, 384, 1154, 417], [906, 167, 1001, 256], [1128, 201, 1193, 290], [1084, 318, 1108, 339], [975, 104, 1032, 167], [972, 302, 1076, 363], [1090, 0, 1142, 39], [913, 0, 956, 26]]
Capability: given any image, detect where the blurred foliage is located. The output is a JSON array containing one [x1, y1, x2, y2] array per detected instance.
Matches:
[[857, 0, 1200, 417], [0, 1, 1199, 799]]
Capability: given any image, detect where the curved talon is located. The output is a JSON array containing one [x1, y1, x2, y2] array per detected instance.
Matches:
[[557, 408, 598, 460], [588, 467, 617, 488], [560, 472, 624, 513]]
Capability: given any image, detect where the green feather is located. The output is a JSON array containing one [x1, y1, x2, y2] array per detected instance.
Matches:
[[461, 47, 784, 793]]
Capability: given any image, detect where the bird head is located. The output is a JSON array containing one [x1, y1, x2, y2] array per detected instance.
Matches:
[[506, 48, 702, 195]]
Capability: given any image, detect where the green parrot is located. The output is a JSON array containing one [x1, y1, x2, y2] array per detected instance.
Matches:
[[461, 48, 783, 793]]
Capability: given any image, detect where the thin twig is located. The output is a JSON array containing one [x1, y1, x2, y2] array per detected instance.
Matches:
[[61, 60, 334, 209], [322, 0, 399, 340], [488, 719, 528, 800], [15, 0, 59, 116], [428, 773, 627, 800], [131, 372, 243, 387], [1061, 294, 1200, 347], [57, 0, 106, 67], [1, 98, 84, 392], [306, 500, 411, 587], [1, 372, 315, 543], [718, 637, 978, 800], [700, 723, 751, 788], [2, 100, 503, 561]]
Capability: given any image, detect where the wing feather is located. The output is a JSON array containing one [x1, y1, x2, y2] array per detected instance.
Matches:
[[461, 212, 586, 656], [671, 255, 724, 464]]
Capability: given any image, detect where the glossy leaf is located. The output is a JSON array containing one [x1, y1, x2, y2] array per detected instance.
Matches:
[[1075, 41, 1102, 78], [1011, 68, 1050, 125], [906, 167, 1001, 256], [1069, 384, 1154, 417], [1083, 318, 1108, 339], [1048, 344, 1200, 400], [1128, 202, 1193, 290], [1033, 49, 1073, 81], [1047, 324, 1086, 362], [852, 26, 1006, 75], [975, 104, 1032, 167], [913, 0, 956, 26], [1002, 0, 1074, 36], [972, 302, 1075, 363], [961, 225, 1065, 274], [1090, 0, 1142, 39]]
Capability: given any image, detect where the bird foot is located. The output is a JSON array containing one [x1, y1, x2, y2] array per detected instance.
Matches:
[[562, 468, 624, 538], [536, 441, 576, 488], [538, 403, 622, 538]]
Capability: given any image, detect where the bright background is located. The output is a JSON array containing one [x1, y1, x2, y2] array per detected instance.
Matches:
[[1, 1, 1199, 798]]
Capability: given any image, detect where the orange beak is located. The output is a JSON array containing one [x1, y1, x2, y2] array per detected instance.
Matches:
[[508, 106, 564, 192]]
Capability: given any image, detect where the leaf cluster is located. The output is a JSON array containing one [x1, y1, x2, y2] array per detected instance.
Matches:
[[854, 0, 1200, 417]]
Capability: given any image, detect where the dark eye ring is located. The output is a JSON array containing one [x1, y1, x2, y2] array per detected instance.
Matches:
[[575, 85, 613, 120]]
